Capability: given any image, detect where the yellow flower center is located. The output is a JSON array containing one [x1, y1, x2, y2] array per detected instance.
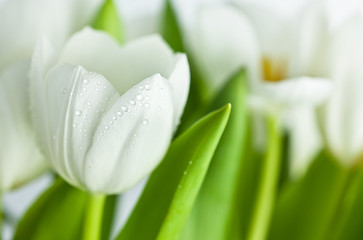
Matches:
[[262, 57, 287, 82]]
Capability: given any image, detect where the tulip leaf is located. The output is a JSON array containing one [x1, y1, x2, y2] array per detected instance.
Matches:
[[100, 195, 118, 240], [116, 104, 231, 240], [92, 0, 124, 44], [13, 179, 88, 240], [161, 0, 184, 52], [268, 152, 347, 240], [333, 170, 363, 240], [179, 69, 249, 240], [160, 0, 210, 134]]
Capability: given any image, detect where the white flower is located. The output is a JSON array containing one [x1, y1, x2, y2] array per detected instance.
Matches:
[[0, 0, 103, 191], [183, 2, 331, 177], [317, 14, 363, 167], [30, 27, 190, 194]]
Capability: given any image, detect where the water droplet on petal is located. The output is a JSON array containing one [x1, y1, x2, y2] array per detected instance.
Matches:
[[139, 86, 144, 90], [142, 119, 149, 125], [117, 111, 122, 116], [144, 103, 150, 108], [73, 123, 77, 128], [105, 125, 109, 130], [130, 100, 136, 106], [83, 79, 89, 84], [136, 94, 143, 101], [75, 110, 82, 116], [145, 84, 151, 90], [121, 106, 128, 112], [112, 116, 117, 120]]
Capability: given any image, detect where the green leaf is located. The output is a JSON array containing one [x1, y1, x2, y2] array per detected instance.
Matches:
[[116, 104, 231, 240], [268, 152, 347, 240], [92, 0, 124, 44], [100, 195, 118, 240], [13, 179, 88, 240], [161, 0, 184, 52], [180, 69, 249, 240], [160, 0, 210, 135], [334, 170, 363, 240]]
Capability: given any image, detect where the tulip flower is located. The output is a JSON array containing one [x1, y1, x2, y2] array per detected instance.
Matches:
[[182, 2, 330, 177], [311, 11, 363, 167], [30, 27, 190, 194], [291, 0, 363, 167], [173, 4, 331, 240], [0, 0, 104, 192]]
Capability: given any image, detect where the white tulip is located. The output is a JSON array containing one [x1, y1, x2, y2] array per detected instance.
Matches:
[[0, 0, 103, 191], [318, 14, 363, 167], [183, 2, 331, 177], [30, 27, 190, 194]]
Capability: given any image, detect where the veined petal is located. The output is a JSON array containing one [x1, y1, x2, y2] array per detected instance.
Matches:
[[0, 0, 104, 70], [186, 5, 261, 94], [84, 74, 174, 193], [168, 53, 189, 126], [44, 64, 119, 189], [59, 28, 177, 95], [0, 61, 46, 191]]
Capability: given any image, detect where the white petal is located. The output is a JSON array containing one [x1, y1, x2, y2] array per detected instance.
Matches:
[[284, 107, 322, 178], [84, 74, 174, 193], [0, 0, 104, 70], [59, 28, 177, 95], [234, 0, 309, 59], [186, 5, 261, 95], [0, 61, 46, 191], [261, 77, 332, 107], [292, 1, 331, 77], [320, 15, 363, 165], [43, 64, 120, 189], [168, 53, 190, 126], [115, 0, 163, 41]]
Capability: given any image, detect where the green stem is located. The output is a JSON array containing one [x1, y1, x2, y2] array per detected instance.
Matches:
[[247, 116, 282, 240], [83, 194, 106, 240], [324, 168, 357, 240]]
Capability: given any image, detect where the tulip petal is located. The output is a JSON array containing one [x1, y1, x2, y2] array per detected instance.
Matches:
[[261, 77, 332, 107], [59, 28, 177, 95], [320, 16, 363, 165], [168, 53, 190, 125], [285, 107, 322, 178], [186, 5, 261, 95], [0, 0, 104, 70], [0, 61, 46, 191], [84, 74, 174, 193], [44, 64, 120, 189], [60, 27, 189, 125]]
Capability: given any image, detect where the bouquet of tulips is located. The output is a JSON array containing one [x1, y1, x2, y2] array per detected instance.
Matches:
[[1, 0, 363, 239]]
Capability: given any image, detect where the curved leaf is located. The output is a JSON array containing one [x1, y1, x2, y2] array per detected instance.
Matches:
[[116, 104, 231, 240], [13, 179, 87, 240]]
